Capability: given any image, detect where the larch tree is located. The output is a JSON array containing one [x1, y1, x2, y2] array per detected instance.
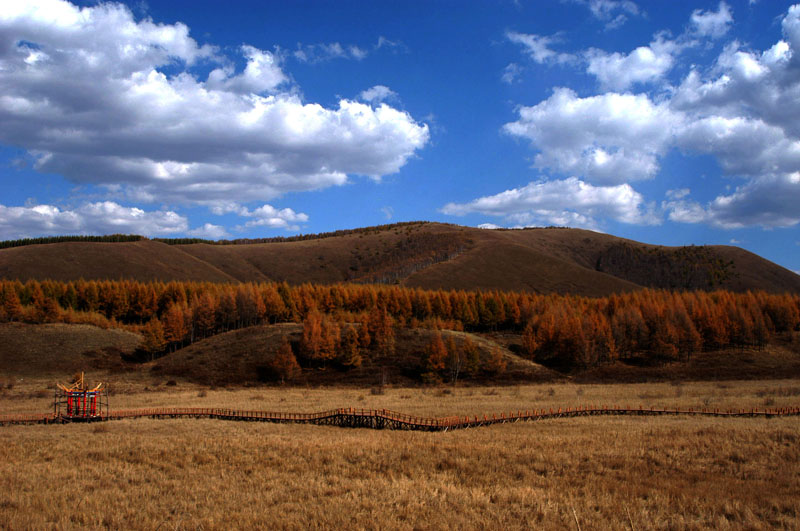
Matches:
[[162, 303, 189, 351], [141, 317, 167, 361], [424, 332, 448, 373], [337, 325, 362, 369], [270, 340, 301, 383]]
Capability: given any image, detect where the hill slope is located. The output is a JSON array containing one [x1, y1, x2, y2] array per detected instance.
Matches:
[[1, 222, 798, 295], [0, 322, 141, 378], [0, 240, 237, 283]]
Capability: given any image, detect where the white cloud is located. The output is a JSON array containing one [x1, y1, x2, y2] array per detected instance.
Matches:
[[293, 42, 367, 63], [569, 0, 641, 29], [586, 34, 680, 90], [477, 223, 501, 229], [506, 31, 575, 65], [188, 223, 230, 240], [664, 173, 800, 229], [441, 177, 658, 229], [375, 36, 406, 52], [381, 206, 394, 220], [501, 5, 800, 230], [691, 2, 733, 39], [359, 85, 397, 103], [674, 116, 800, 177], [207, 45, 286, 94], [501, 63, 522, 84], [0, 0, 429, 207], [209, 202, 309, 231], [504, 88, 679, 184], [240, 204, 308, 230], [0, 201, 188, 239]]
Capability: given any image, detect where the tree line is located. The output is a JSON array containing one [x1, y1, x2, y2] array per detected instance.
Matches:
[[0, 234, 144, 250], [0, 278, 798, 377], [0, 222, 432, 250]]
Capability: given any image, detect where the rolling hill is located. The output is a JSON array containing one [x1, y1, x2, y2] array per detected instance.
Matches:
[[151, 323, 559, 386], [1, 222, 798, 295]]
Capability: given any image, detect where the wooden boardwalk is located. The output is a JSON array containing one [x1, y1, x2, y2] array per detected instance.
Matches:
[[1, 405, 799, 430]]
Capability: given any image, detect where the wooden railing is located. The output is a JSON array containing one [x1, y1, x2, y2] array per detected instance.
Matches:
[[1, 405, 799, 430]]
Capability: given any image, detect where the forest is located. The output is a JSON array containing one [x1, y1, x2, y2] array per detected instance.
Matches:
[[0, 278, 798, 382]]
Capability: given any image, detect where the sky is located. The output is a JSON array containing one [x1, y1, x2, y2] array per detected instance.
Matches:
[[0, 0, 799, 274]]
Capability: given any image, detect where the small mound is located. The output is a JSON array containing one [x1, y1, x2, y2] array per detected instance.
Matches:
[[153, 324, 561, 386], [576, 341, 800, 383], [153, 323, 303, 385]]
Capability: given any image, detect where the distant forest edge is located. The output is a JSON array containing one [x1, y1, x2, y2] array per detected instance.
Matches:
[[0, 234, 145, 249], [1, 279, 798, 381], [0, 222, 437, 249]]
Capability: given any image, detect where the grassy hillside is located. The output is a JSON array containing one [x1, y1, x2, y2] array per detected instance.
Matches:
[[1, 222, 798, 295], [0, 322, 141, 379], [0, 240, 236, 282]]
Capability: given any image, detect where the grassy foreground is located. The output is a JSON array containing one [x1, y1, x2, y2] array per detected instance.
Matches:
[[1, 381, 799, 529]]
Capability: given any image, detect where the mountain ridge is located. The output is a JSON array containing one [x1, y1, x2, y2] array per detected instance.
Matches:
[[0, 222, 798, 295]]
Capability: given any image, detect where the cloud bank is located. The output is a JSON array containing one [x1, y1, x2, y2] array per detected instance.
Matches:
[[0, 0, 429, 211], [479, 3, 800, 231]]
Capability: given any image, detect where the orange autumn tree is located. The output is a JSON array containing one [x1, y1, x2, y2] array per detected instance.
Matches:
[[269, 340, 301, 383]]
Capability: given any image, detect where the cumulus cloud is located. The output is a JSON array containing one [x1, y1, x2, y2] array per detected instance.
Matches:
[[665, 174, 800, 229], [0, 0, 429, 207], [209, 202, 309, 231], [359, 85, 397, 103], [586, 34, 680, 90], [498, 5, 800, 230], [207, 45, 286, 94], [504, 88, 678, 184], [0, 201, 188, 239], [691, 2, 733, 39], [441, 177, 658, 229], [506, 32, 575, 65], [187, 223, 230, 240], [240, 205, 309, 230]]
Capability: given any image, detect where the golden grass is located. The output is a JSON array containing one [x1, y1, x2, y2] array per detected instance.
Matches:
[[1, 416, 798, 529], [1, 381, 800, 529], [3, 378, 800, 416]]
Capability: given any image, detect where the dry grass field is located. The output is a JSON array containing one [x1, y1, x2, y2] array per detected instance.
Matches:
[[2, 381, 800, 529]]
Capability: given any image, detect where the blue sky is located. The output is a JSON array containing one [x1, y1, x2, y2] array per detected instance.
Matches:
[[1, 0, 799, 274]]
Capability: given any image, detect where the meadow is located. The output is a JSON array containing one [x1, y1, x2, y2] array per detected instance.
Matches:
[[1, 380, 799, 529]]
